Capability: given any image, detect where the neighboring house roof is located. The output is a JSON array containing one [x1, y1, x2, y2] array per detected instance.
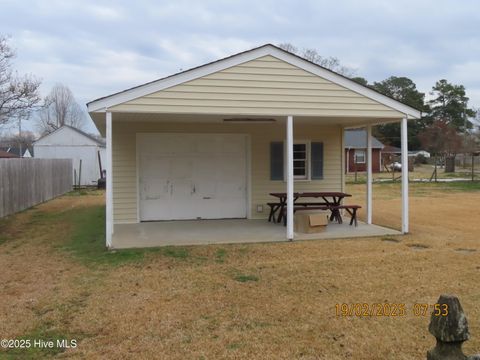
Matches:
[[33, 125, 106, 147], [383, 145, 402, 153], [86, 44, 422, 119], [344, 129, 384, 149], [0, 150, 19, 158]]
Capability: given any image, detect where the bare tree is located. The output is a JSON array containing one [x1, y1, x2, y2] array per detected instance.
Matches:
[[37, 83, 86, 134], [278, 42, 298, 54], [0, 36, 41, 126], [278, 42, 356, 77], [0, 130, 35, 150]]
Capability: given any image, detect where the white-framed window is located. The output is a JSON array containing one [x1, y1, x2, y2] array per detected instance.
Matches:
[[354, 149, 366, 164], [293, 142, 309, 179], [270, 140, 323, 181]]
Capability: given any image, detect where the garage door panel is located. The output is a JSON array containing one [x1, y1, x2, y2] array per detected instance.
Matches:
[[195, 136, 219, 154], [138, 133, 247, 221], [171, 158, 193, 179], [222, 136, 245, 153]]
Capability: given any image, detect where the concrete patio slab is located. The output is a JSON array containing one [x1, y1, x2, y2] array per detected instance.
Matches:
[[112, 219, 401, 249]]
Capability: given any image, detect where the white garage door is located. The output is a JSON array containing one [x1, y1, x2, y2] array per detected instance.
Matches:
[[138, 133, 247, 221]]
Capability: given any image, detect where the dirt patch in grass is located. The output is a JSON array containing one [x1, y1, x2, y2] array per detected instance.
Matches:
[[455, 248, 477, 254], [2, 186, 480, 359], [406, 243, 431, 250], [381, 237, 401, 243]]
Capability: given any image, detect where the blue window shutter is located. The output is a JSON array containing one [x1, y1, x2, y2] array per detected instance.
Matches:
[[270, 142, 284, 180], [311, 142, 324, 179]]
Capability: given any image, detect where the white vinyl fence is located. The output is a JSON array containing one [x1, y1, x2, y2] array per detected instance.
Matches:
[[0, 159, 72, 218]]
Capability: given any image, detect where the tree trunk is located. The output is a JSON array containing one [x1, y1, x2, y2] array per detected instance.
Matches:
[[472, 154, 475, 182], [445, 156, 456, 173]]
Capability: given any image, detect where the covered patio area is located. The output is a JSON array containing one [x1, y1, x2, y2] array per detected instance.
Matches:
[[87, 44, 421, 248], [113, 220, 401, 249]]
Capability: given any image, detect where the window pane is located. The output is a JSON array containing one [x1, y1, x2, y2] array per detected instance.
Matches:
[[294, 168, 305, 176], [293, 144, 306, 152], [293, 151, 306, 160], [293, 143, 308, 179], [294, 160, 305, 168]]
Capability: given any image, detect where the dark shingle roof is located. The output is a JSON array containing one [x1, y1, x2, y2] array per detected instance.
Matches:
[[344, 129, 384, 149]]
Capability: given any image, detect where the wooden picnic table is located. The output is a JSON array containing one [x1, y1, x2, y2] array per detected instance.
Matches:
[[269, 191, 352, 224]]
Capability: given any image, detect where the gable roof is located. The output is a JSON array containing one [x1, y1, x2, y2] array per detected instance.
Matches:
[[33, 125, 105, 147], [383, 145, 402, 153], [345, 129, 384, 149], [87, 44, 422, 119]]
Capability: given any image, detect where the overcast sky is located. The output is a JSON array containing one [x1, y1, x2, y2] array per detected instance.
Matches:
[[1, 0, 479, 134]]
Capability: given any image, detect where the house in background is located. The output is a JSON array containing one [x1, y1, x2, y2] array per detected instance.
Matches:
[[87, 44, 421, 248], [33, 125, 105, 186], [344, 129, 384, 173]]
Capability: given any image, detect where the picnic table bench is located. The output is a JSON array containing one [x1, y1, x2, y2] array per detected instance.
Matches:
[[281, 204, 361, 226], [268, 192, 361, 227]]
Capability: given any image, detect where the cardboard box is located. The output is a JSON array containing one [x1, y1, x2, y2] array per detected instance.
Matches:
[[294, 210, 329, 234]]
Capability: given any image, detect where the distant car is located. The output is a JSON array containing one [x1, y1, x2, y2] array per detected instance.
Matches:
[[389, 162, 402, 171]]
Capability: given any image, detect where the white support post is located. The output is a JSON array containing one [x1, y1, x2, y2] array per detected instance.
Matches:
[[286, 115, 294, 240], [341, 127, 345, 192], [366, 125, 373, 225], [401, 116, 409, 233], [106, 111, 113, 248]]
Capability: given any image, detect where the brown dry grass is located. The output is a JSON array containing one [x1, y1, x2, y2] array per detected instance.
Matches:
[[1, 185, 480, 359]]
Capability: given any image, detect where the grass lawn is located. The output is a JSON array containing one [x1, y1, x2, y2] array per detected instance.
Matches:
[[346, 163, 480, 183], [1, 184, 480, 359]]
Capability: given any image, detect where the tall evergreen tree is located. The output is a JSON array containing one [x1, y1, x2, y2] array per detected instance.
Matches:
[[428, 79, 476, 132], [371, 76, 429, 149]]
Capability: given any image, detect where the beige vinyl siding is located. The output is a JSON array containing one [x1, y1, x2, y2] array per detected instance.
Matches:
[[111, 55, 403, 119], [111, 121, 343, 224]]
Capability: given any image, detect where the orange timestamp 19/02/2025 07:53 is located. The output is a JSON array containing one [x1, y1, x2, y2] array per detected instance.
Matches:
[[334, 303, 449, 317]]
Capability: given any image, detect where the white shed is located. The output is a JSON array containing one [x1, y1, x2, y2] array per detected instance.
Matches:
[[33, 125, 105, 186]]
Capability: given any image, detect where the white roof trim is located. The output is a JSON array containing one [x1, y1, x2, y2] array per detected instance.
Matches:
[[33, 125, 105, 146], [87, 44, 422, 119]]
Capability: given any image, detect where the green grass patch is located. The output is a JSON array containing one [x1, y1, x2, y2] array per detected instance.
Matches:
[[226, 342, 242, 350], [161, 246, 189, 259], [233, 274, 259, 283], [60, 205, 195, 266], [27, 209, 64, 225], [441, 181, 480, 191], [215, 248, 227, 263], [60, 205, 148, 267], [65, 189, 104, 197]]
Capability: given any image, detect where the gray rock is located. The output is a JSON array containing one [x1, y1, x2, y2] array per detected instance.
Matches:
[[427, 340, 467, 360], [467, 355, 480, 360], [429, 294, 469, 342]]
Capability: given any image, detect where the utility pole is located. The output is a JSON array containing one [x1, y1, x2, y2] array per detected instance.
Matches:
[[18, 117, 22, 158]]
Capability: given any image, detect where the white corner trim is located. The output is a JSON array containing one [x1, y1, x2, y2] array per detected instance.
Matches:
[[286, 115, 294, 241], [366, 125, 373, 225], [106, 111, 113, 248], [246, 134, 252, 219], [401, 116, 409, 234], [87, 45, 422, 119]]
